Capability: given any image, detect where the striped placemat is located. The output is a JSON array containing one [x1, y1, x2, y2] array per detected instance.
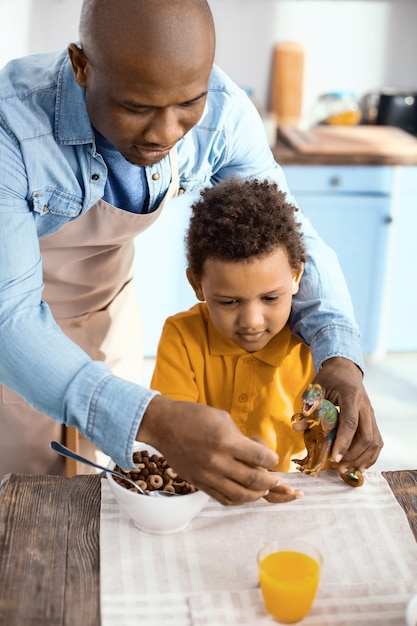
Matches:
[[100, 471, 417, 625]]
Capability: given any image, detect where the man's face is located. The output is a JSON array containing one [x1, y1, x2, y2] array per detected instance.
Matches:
[[69, 44, 212, 166]]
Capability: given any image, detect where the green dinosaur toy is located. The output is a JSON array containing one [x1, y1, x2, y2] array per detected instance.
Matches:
[[291, 383, 364, 487]]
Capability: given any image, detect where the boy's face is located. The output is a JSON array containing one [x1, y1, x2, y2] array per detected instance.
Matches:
[[187, 247, 303, 353]]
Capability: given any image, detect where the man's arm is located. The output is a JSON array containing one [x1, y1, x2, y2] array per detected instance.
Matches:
[[287, 198, 383, 471], [0, 119, 286, 506], [313, 358, 383, 474], [211, 83, 383, 470]]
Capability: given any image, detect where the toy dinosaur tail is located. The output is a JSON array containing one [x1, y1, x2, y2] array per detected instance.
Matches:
[[340, 470, 364, 487]]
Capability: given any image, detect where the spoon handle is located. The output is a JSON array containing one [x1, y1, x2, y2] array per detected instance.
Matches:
[[50, 440, 179, 497], [50, 440, 112, 474], [50, 440, 147, 493]]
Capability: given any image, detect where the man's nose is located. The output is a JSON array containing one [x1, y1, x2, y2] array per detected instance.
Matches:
[[143, 107, 184, 146]]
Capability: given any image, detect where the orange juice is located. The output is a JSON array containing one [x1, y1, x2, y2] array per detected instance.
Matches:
[[258, 547, 321, 623]]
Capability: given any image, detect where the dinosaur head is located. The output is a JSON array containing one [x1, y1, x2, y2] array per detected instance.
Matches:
[[301, 383, 324, 416]]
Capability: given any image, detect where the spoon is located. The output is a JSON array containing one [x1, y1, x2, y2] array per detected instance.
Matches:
[[49, 441, 179, 497]]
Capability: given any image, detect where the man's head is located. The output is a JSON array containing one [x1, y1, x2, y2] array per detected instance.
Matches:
[[68, 0, 215, 166], [186, 178, 306, 352]]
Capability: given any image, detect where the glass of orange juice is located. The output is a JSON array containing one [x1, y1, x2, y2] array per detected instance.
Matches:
[[258, 539, 322, 623]]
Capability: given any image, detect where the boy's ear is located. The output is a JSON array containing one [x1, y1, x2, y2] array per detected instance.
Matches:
[[68, 43, 89, 88], [291, 262, 304, 296], [186, 269, 205, 301]]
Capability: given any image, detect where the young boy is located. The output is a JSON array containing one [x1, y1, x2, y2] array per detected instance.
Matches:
[[151, 178, 315, 501]]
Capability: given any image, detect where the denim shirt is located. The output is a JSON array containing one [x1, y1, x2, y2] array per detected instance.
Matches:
[[0, 50, 362, 469]]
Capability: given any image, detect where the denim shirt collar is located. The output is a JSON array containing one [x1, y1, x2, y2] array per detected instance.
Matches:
[[55, 54, 95, 146]]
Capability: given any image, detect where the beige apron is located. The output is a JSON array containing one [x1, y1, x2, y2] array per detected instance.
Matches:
[[0, 149, 179, 477]]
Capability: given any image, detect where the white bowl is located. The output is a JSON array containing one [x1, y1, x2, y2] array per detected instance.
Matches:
[[407, 594, 417, 626], [106, 442, 210, 534]]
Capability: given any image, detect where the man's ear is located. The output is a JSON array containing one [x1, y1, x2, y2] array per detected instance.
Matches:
[[292, 262, 305, 296], [186, 268, 205, 301], [68, 43, 89, 88]]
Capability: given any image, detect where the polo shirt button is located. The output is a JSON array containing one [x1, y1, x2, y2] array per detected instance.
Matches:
[[152, 173, 160, 181], [238, 394, 247, 403], [91, 173, 100, 181], [243, 357, 252, 364]]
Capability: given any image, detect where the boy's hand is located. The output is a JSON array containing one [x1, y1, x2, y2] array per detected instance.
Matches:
[[313, 357, 383, 474]]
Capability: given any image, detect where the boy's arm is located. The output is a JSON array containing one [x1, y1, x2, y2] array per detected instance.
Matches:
[[150, 318, 201, 402]]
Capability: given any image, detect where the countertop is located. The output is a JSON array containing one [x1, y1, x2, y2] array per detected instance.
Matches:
[[273, 128, 417, 166]]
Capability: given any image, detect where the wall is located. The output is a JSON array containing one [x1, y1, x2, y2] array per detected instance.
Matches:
[[0, 0, 82, 68], [209, 0, 417, 122], [0, 0, 32, 67], [1, 0, 416, 355], [1, 0, 416, 122]]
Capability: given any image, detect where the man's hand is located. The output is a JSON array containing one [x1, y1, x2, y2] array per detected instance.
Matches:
[[248, 436, 304, 504], [137, 395, 281, 505], [312, 357, 383, 474]]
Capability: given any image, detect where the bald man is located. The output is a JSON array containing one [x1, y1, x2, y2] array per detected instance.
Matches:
[[0, 0, 382, 504]]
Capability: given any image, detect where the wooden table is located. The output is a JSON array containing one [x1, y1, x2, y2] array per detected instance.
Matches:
[[0, 470, 416, 626]]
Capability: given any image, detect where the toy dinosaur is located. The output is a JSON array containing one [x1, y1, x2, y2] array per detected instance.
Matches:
[[291, 383, 364, 487]]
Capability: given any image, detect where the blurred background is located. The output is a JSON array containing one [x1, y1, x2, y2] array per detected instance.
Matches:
[[2, 0, 417, 119], [1, 0, 415, 470]]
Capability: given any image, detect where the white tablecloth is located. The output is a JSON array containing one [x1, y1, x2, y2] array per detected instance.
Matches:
[[100, 471, 417, 625]]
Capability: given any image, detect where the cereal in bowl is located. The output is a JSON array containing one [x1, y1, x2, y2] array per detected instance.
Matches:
[[113, 449, 197, 495]]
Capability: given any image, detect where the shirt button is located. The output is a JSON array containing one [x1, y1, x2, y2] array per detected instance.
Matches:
[[42, 205, 48, 212], [91, 173, 100, 181], [243, 357, 252, 364], [152, 173, 160, 181], [238, 394, 247, 403], [178, 188, 185, 194]]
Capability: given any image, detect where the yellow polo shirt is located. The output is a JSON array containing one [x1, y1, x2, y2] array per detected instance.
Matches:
[[151, 303, 314, 472]]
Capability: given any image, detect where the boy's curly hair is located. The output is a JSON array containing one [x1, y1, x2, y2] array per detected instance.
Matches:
[[186, 177, 306, 277]]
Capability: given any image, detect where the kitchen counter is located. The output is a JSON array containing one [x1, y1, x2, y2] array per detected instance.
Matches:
[[273, 128, 417, 166]]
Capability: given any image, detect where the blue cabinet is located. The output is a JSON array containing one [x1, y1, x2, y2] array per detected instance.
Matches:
[[385, 167, 417, 351], [134, 164, 413, 357], [283, 165, 394, 355]]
